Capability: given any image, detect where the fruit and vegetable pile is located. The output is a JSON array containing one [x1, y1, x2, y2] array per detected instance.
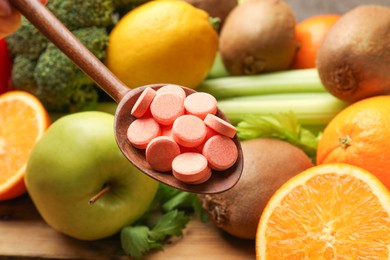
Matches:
[[1, 0, 390, 259]]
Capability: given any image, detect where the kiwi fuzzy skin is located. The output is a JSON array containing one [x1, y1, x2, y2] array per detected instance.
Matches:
[[219, 0, 297, 75], [198, 138, 313, 240], [180, 0, 237, 30], [317, 5, 390, 103]]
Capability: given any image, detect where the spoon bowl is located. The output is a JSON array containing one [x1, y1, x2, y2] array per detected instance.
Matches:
[[12, 0, 243, 193], [115, 84, 243, 193]]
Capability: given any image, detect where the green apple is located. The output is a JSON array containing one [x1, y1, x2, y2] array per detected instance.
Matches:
[[25, 111, 159, 241]]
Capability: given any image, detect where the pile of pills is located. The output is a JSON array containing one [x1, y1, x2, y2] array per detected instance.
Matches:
[[127, 84, 238, 185]]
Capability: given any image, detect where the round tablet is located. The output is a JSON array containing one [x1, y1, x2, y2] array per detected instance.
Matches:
[[184, 92, 217, 120], [150, 92, 185, 125], [156, 84, 186, 99], [189, 126, 218, 153], [131, 87, 156, 118], [185, 167, 212, 184], [127, 117, 161, 149], [205, 126, 218, 140], [172, 115, 207, 148], [172, 152, 210, 183], [204, 114, 237, 138], [160, 124, 173, 137], [202, 135, 238, 171], [146, 136, 180, 172]]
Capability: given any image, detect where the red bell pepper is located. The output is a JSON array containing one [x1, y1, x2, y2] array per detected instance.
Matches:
[[0, 38, 12, 94]]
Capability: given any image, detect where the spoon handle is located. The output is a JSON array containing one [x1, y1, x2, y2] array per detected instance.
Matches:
[[11, 0, 130, 103]]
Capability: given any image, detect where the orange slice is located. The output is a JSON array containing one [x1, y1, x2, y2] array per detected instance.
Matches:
[[256, 163, 390, 259], [0, 91, 50, 200]]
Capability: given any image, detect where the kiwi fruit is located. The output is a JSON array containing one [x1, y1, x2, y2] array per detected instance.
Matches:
[[179, 0, 237, 30], [316, 5, 390, 103], [219, 0, 297, 75], [198, 138, 313, 239]]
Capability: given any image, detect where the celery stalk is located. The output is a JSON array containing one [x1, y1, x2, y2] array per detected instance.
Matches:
[[218, 92, 348, 126], [197, 69, 325, 99]]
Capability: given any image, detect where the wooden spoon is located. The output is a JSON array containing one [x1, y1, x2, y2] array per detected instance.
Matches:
[[11, 0, 243, 194]]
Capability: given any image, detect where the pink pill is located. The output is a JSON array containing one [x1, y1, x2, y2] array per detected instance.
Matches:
[[179, 145, 202, 154], [156, 84, 186, 100], [202, 135, 238, 171], [185, 126, 218, 153], [205, 126, 218, 140], [150, 92, 185, 125], [172, 152, 211, 183], [131, 87, 156, 118], [184, 92, 217, 120], [146, 136, 180, 172], [160, 124, 173, 137], [204, 114, 237, 138], [172, 115, 207, 148], [185, 167, 212, 184], [127, 117, 161, 149]]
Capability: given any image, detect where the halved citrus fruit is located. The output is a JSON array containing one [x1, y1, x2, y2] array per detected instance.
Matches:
[[0, 91, 50, 200], [256, 163, 390, 259]]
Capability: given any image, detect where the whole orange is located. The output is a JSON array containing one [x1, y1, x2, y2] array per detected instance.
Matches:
[[316, 95, 390, 190], [290, 14, 340, 69]]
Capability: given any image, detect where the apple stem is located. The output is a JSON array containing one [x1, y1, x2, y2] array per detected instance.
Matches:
[[89, 186, 110, 204]]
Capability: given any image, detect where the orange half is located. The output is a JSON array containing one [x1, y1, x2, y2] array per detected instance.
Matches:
[[0, 91, 50, 200], [256, 163, 390, 259]]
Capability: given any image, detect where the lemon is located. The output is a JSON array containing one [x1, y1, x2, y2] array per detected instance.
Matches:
[[106, 0, 219, 89]]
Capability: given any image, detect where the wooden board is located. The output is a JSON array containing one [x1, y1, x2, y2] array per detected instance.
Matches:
[[0, 195, 255, 259]]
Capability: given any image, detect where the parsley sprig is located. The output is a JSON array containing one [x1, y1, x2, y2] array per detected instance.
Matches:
[[120, 184, 206, 259]]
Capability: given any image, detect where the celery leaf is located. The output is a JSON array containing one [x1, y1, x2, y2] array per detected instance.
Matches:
[[236, 111, 320, 161]]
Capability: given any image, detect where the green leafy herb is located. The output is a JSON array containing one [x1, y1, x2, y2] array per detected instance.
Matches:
[[120, 226, 150, 259], [120, 184, 207, 258], [236, 111, 321, 162], [121, 210, 189, 259], [163, 191, 208, 222]]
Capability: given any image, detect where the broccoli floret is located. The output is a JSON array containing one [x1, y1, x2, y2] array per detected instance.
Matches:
[[112, 0, 148, 8], [6, 1, 115, 112], [6, 18, 48, 60], [47, 0, 115, 30], [112, 0, 151, 18], [11, 56, 37, 91], [33, 27, 108, 112], [70, 27, 109, 60]]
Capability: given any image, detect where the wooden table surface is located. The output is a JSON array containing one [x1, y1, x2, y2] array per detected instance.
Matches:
[[0, 195, 255, 259]]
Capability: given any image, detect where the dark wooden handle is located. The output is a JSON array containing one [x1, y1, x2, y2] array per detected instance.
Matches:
[[11, 0, 130, 103]]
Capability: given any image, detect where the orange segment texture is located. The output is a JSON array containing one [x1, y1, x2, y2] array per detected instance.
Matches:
[[0, 91, 50, 200], [256, 163, 390, 259]]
